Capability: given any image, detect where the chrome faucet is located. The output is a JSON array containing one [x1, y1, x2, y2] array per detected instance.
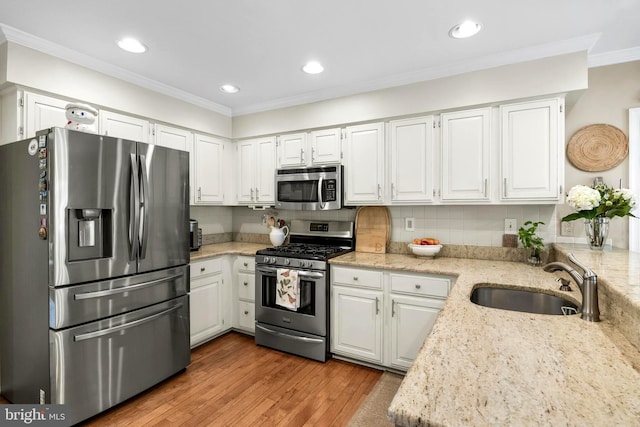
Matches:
[[543, 252, 600, 322]]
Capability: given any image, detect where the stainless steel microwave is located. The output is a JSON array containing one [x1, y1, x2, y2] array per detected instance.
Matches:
[[274, 164, 343, 210]]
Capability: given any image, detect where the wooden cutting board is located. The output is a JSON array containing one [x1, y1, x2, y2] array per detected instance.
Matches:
[[355, 206, 390, 253]]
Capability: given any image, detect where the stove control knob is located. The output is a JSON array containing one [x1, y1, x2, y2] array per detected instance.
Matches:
[[270, 257, 276, 264], [263, 256, 270, 263], [284, 258, 290, 266], [301, 260, 309, 268]]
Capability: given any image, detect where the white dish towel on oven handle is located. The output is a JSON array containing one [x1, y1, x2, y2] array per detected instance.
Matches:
[[276, 268, 300, 310]]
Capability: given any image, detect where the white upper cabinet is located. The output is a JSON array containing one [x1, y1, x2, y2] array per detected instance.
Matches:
[[440, 108, 491, 201], [99, 110, 150, 143], [193, 134, 227, 204], [309, 128, 342, 165], [389, 116, 435, 203], [500, 98, 563, 201], [277, 128, 342, 168], [154, 124, 191, 151], [23, 92, 70, 138], [277, 132, 307, 168], [236, 137, 276, 205], [344, 123, 385, 205]]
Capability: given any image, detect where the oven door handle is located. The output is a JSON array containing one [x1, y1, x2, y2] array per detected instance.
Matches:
[[256, 266, 324, 279], [256, 324, 324, 344]]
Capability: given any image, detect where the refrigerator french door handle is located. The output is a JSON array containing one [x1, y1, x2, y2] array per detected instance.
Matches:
[[129, 153, 140, 261], [73, 302, 183, 342], [73, 273, 184, 300], [139, 154, 150, 259]]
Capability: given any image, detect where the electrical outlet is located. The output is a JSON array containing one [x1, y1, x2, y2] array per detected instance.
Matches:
[[504, 218, 517, 234], [561, 221, 574, 236], [405, 217, 415, 232]]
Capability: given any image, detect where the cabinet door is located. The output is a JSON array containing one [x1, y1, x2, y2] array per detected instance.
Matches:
[[194, 134, 225, 204], [154, 124, 191, 151], [310, 128, 342, 165], [24, 92, 70, 138], [344, 123, 385, 204], [100, 110, 150, 143], [441, 108, 491, 201], [501, 98, 561, 200], [255, 137, 276, 203], [236, 140, 256, 203], [277, 132, 307, 168], [331, 286, 383, 363], [190, 275, 224, 347], [389, 294, 443, 370], [389, 116, 434, 203]]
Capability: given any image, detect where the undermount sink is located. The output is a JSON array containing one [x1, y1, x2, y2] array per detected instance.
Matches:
[[470, 285, 578, 316]]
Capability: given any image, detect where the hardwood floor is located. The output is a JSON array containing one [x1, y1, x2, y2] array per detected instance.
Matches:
[[0, 332, 383, 426]]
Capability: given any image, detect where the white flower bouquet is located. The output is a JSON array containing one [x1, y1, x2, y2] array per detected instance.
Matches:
[[562, 184, 636, 222]]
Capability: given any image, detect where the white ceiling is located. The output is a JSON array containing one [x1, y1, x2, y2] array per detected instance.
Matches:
[[1, 0, 639, 117]]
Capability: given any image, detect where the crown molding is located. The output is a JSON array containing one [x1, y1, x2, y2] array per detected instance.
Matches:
[[0, 24, 232, 117], [588, 46, 640, 68]]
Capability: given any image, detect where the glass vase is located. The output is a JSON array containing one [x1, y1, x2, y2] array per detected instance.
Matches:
[[584, 217, 609, 250]]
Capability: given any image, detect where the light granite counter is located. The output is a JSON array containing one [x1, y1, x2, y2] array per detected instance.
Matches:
[[189, 242, 268, 261], [331, 246, 640, 426]]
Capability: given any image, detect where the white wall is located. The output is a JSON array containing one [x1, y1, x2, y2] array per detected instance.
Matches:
[[232, 52, 588, 139]]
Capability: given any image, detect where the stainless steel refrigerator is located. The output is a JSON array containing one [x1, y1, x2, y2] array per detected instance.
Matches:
[[0, 127, 191, 425]]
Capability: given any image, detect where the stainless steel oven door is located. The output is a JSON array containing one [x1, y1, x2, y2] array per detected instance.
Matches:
[[255, 265, 326, 336]]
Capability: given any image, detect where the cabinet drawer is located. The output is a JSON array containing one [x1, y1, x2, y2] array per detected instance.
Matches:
[[332, 266, 383, 289], [390, 273, 450, 298], [238, 301, 255, 331], [190, 258, 222, 280], [237, 272, 255, 301], [236, 256, 255, 272]]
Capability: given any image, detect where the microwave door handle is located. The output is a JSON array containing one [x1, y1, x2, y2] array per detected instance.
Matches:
[[318, 176, 325, 209]]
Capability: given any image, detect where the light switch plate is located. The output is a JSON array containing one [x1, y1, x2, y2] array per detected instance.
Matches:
[[504, 218, 517, 234], [405, 217, 415, 232]]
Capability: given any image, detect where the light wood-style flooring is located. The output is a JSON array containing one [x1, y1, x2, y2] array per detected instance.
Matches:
[[1, 332, 383, 426]]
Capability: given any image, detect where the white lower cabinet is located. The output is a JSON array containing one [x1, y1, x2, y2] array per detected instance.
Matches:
[[189, 257, 231, 347], [234, 256, 256, 334], [331, 266, 451, 370]]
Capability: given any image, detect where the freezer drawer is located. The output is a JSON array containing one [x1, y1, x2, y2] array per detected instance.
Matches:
[[49, 295, 190, 425], [49, 265, 189, 329]]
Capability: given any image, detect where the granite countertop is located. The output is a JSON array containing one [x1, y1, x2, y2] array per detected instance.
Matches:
[[331, 246, 640, 426], [189, 242, 268, 261]]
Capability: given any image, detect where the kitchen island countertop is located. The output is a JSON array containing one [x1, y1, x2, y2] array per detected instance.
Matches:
[[331, 246, 640, 426]]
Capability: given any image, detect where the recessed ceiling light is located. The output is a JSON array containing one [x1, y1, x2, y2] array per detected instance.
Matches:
[[302, 61, 324, 74], [449, 20, 482, 39], [117, 37, 147, 53], [220, 84, 240, 94]]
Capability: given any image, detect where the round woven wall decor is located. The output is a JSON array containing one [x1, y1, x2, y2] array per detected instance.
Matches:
[[566, 123, 628, 172]]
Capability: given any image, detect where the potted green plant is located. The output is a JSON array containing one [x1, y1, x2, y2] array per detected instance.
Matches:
[[518, 221, 545, 266]]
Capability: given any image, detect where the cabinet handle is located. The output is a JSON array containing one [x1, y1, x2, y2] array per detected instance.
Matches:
[[377, 184, 382, 200], [244, 310, 249, 315], [300, 148, 304, 162], [391, 183, 396, 198], [353, 276, 358, 281], [200, 267, 205, 272], [391, 299, 396, 317], [198, 186, 202, 200], [243, 281, 248, 286], [312, 147, 315, 161], [250, 188, 254, 201], [255, 187, 259, 200], [504, 178, 507, 198], [243, 262, 248, 267], [375, 297, 380, 315], [415, 284, 421, 289], [483, 179, 487, 198]]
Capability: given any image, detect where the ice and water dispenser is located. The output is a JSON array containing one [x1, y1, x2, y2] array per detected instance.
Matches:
[[68, 208, 112, 261]]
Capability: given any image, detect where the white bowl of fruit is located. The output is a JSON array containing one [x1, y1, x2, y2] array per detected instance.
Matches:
[[408, 238, 442, 257]]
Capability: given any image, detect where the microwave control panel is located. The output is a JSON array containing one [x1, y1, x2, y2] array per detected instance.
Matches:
[[322, 179, 337, 201]]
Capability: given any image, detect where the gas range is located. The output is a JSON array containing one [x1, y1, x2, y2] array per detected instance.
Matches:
[[256, 220, 355, 269]]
